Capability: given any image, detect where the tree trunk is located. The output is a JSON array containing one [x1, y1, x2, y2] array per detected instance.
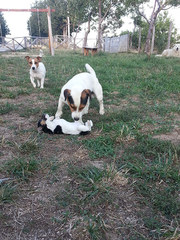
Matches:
[[73, 24, 80, 50], [97, 0, 102, 50], [145, 17, 155, 55], [130, 23, 136, 49], [138, 27, 141, 53], [151, 25, 155, 54], [83, 12, 92, 48], [144, 0, 160, 56], [167, 21, 172, 49]]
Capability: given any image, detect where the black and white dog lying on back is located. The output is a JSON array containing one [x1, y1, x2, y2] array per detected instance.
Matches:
[[38, 114, 93, 135]]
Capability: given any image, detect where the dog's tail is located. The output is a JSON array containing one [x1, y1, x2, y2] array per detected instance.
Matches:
[[85, 64, 96, 77]]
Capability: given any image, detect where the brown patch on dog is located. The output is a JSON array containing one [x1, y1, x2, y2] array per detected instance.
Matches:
[[25, 56, 32, 67], [25, 56, 30, 61], [25, 56, 41, 68], [64, 89, 71, 101], [79, 89, 91, 111], [39, 119, 46, 126], [36, 56, 42, 62], [64, 89, 77, 112]]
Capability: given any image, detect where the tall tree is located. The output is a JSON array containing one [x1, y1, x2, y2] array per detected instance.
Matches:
[[94, 0, 124, 50], [154, 12, 179, 52], [27, 0, 68, 37], [126, 12, 179, 53], [66, 0, 92, 46], [0, 12, 10, 39], [124, 0, 180, 56]]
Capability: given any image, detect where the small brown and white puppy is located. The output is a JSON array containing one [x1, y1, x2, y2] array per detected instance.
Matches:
[[25, 56, 46, 88], [55, 64, 104, 122]]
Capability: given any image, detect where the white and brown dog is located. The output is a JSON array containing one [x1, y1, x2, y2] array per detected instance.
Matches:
[[38, 114, 93, 135], [25, 56, 46, 88], [55, 64, 104, 122]]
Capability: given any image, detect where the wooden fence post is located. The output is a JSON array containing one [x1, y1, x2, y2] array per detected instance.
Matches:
[[47, 7, 54, 56], [12, 38, 15, 51], [24, 37, 27, 49]]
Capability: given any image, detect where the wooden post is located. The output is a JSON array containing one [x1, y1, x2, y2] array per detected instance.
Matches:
[[138, 27, 141, 53], [151, 25, 155, 54], [12, 38, 15, 51], [67, 16, 70, 48], [24, 37, 27, 49], [167, 21, 172, 49], [47, 7, 54, 56]]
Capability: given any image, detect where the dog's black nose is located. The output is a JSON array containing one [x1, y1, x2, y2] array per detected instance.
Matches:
[[32, 67, 35, 70], [74, 117, 79, 121]]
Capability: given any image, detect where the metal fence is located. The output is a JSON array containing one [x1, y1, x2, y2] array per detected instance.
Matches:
[[104, 34, 129, 53]]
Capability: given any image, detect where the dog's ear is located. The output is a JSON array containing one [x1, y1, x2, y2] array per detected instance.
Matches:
[[41, 113, 48, 120], [64, 89, 71, 101], [176, 47, 179, 51], [36, 56, 42, 62], [80, 89, 92, 106], [84, 89, 92, 98], [49, 116, 55, 121], [81, 89, 92, 101], [25, 56, 30, 61], [38, 118, 46, 128]]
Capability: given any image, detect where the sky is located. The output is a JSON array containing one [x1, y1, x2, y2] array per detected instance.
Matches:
[[1, 0, 180, 38]]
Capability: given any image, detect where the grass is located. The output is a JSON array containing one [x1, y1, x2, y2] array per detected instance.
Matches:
[[82, 135, 115, 159], [0, 102, 17, 114], [0, 49, 180, 239], [0, 183, 17, 203], [55, 164, 117, 239], [2, 157, 40, 181]]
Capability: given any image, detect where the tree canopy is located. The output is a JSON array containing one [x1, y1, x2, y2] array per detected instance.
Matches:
[[128, 12, 179, 53], [27, 0, 94, 37], [0, 12, 10, 37], [27, 0, 180, 55], [123, 0, 180, 55]]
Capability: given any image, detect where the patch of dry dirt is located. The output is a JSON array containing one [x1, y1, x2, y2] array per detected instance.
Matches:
[[0, 92, 178, 239], [152, 114, 180, 145], [153, 130, 180, 145]]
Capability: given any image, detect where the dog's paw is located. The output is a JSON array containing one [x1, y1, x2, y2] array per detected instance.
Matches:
[[86, 120, 93, 129], [55, 112, 62, 119], [99, 109, 105, 115]]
